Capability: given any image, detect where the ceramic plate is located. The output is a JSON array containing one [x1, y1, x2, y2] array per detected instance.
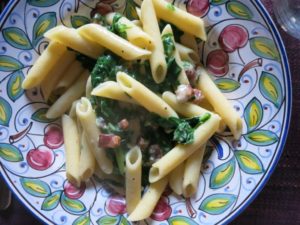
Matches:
[[0, 0, 291, 224]]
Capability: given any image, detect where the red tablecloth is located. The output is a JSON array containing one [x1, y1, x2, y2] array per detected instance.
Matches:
[[1, 0, 300, 224]]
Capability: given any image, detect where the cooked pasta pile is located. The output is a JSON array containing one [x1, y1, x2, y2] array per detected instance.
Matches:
[[21, 0, 243, 221]]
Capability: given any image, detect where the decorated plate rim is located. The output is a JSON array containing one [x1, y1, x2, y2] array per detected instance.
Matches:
[[0, 0, 292, 224]]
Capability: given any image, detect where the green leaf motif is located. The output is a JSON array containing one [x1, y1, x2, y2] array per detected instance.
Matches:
[[31, 108, 57, 123], [0, 143, 23, 162], [27, 0, 60, 7], [259, 71, 283, 108], [226, 1, 253, 19], [41, 191, 61, 211], [211, 0, 228, 5], [244, 130, 278, 146], [250, 37, 280, 61], [7, 70, 25, 102], [20, 178, 51, 198], [71, 15, 90, 28], [124, 0, 139, 20], [2, 27, 32, 50], [32, 12, 57, 47], [210, 157, 235, 189], [73, 214, 91, 225], [61, 193, 86, 214], [234, 150, 264, 174], [214, 78, 240, 93], [168, 216, 199, 225], [97, 216, 130, 225], [0, 55, 23, 72], [0, 97, 12, 126], [199, 194, 237, 215], [244, 97, 263, 132]]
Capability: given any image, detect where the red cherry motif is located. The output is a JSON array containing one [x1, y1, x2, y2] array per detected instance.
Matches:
[[187, 0, 210, 17], [219, 25, 249, 53], [64, 181, 86, 199], [206, 49, 229, 76], [27, 146, 54, 170], [150, 197, 172, 221], [105, 194, 126, 216], [43, 124, 63, 149]]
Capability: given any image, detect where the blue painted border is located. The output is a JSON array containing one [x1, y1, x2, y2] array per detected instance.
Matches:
[[0, 0, 292, 225]]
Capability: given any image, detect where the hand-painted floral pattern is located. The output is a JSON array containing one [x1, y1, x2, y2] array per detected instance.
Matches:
[[0, 0, 291, 224]]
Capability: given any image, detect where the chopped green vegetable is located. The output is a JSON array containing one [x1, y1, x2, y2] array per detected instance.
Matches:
[[162, 33, 175, 57], [159, 21, 184, 42], [166, 3, 175, 11], [114, 147, 126, 175], [111, 13, 131, 39]]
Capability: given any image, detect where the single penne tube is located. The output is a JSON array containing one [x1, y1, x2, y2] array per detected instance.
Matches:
[[79, 132, 96, 181], [69, 100, 79, 119], [180, 32, 199, 53], [54, 60, 85, 94], [106, 12, 154, 49], [78, 24, 151, 60], [46, 70, 89, 119], [198, 97, 215, 112], [161, 24, 189, 84], [141, 0, 167, 83], [85, 76, 92, 98], [62, 114, 81, 187], [127, 176, 168, 221], [125, 146, 142, 214], [183, 144, 206, 198], [149, 113, 221, 183], [116, 72, 178, 118], [196, 67, 243, 139], [44, 25, 104, 59], [152, 0, 207, 41], [175, 42, 199, 63], [41, 50, 77, 100], [169, 162, 185, 195], [76, 97, 113, 174], [91, 81, 136, 104], [22, 42, 67, 89]]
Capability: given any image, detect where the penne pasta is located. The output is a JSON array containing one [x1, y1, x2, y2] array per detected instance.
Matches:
[[180, 32, 199, 53], [149, 113, 221, 183], [78, 24, 151, 60], [175, 42, 199, 63], [85, 76, 92, 98], [91, 81, 136, 104], [128, 176, 168, 221], [22, 42, 67, 89], [76, 97, 113, 174], [141, 0, 167, 83], [62, 114, 81, 187], [46, 70, 89, 119], [196, 67, 243, 139], [79, 132, 96, 181], [183, 144, 206, 197], [169, 162, 185, 195], [54, 60, 85, 94], [44, 25, 104, 59], [106, 12, 154, 49], [41, 50, 77, 100], [125, 146, 142, 214], [152, 0, 207, 41], [116, 72, 178, 118], [161, 24, 189, 84]]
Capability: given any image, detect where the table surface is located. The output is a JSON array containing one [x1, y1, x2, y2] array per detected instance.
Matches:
[[1, 0, 300, 224]]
